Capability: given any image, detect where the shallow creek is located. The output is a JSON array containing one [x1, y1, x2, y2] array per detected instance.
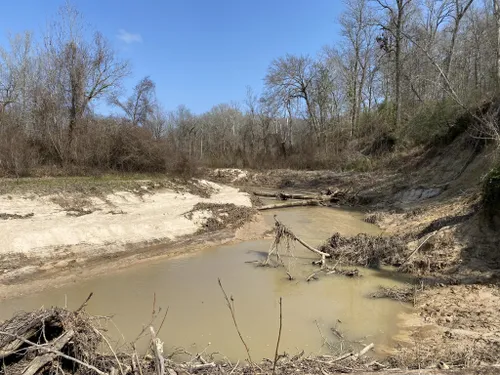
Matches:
[[0, 206, 412, 361]]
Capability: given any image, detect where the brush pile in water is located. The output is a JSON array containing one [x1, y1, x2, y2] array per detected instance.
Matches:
[[0, 306, 379, 375], [319, 232, 408, 268]]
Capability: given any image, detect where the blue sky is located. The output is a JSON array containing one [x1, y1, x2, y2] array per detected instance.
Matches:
[[1, 1, 344, 114]]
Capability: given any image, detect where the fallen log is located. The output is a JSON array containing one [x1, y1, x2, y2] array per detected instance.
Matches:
[[253, 191, 322, 200], [331, 343, 374, 363], [257, 200, 320, 210]]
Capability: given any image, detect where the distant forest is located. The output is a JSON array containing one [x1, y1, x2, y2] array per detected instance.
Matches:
[[1, 0, 500, 176]]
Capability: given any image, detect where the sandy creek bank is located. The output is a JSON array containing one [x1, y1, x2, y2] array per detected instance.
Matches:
[[0, 178, 261, 300]]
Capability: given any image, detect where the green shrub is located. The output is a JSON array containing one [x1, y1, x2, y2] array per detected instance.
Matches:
[[405, 100, 463, 145]]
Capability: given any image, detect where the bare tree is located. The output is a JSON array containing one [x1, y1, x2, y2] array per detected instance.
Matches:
[[265, 54, 320, 144], [146, 103, 168, 140], [340, 0, 376, 136], [444, 0, 475, 78], [495, 0, 500, 90], [111, 76, 156, 127], [45, 3, 129, 157], [0, 32, 34, 116], [374, 0, 413, 128]]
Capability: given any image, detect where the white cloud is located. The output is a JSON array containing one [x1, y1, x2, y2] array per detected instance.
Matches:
[[117, 29, 143, 44]]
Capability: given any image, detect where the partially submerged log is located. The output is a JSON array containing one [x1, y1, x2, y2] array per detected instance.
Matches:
[[253, 191, 323, 200], [258, 200, 320, 211], [253, 189, 347, 211]]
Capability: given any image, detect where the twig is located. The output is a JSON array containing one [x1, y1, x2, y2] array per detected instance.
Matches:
[[152, 292, 157, 319], [94, 328, 125, 375], [157, 306, 169, 336], [315, 321, 334, 351], [218, 278, 254, 366], [76, 292, 94, 312], [400, 233, 436, 267], [229, 360, 240, 375], [307, 271, 320, 282], [272, 297, 283, 375], [0, 330, 108, 375]]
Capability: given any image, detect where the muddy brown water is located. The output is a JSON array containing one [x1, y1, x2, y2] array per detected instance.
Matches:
[[0, 206, 411, 361]]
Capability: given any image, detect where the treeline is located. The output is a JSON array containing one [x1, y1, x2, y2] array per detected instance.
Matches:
[[1, 1, 500, 176]]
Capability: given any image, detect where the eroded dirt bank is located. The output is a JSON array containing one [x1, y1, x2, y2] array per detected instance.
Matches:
[[0, 178, 266, 299], [207, 133, 500, 369]]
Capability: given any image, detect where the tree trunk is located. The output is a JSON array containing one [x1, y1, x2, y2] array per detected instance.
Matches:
[[350, 58, 359, 137], [495, 0, 500, 92], [395, 2, 403, 129]]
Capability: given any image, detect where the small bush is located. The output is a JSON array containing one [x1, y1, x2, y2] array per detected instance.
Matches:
[[406, 100, 463, 145]]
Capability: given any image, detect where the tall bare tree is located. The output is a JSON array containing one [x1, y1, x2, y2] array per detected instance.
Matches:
[[111, 76, 156, 127], [444, 0, 475, 78], [45, 3, 129, 157], [375, 0, 413, 128], [495, 0, 500, 90], [265, 54, 320, 144], [340, 0, 376, 136]]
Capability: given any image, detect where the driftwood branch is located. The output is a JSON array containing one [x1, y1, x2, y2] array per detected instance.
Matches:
[[332, 343, 374, 363], [150, 326, 165, 375], [399, 233, 436, 267], [22, 330, 74, 375]]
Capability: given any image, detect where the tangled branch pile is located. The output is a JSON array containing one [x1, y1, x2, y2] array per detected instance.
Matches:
[[370, 286, 417, 304], [0, 307, 103, 375], [0, 306, 382, 375], [319, 233, 408, 268], [184, 203, 256, 233]]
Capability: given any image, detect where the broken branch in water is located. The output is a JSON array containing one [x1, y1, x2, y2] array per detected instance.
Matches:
[[270, 217, 331, 267], [272, 297, 283, 375], [331, 343, 375, 363], [76, 292, 94, 312], [150, 326, 165, 375], [218, 278, 254, 366]]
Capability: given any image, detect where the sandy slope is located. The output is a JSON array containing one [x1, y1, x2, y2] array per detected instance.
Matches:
[[0, 180, 251, 258]]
